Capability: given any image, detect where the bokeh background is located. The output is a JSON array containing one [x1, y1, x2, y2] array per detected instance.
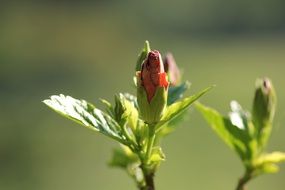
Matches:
[[1, 1, 285, 190]]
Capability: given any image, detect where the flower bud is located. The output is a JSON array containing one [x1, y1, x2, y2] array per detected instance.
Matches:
[[163, 53, 181, 86], [137, 50, 169, 124], [252, 78, 276, 146]]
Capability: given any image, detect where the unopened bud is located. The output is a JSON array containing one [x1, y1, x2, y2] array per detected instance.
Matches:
[[163, 53, 181, 86], [252, 78, 276, 146], [137, 50, 169, 124]]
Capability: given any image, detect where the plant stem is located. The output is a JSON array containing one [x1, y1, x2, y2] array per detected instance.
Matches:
[[139, 165, 155, 190], [138, 124, 156, 190], [145, 125, 156, 164], [143, 171, 155, 190], [235, 170, 252, 190]]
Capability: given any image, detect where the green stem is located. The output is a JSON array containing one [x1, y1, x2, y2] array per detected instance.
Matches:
[[145, 125, 156, 164], [137, 124, 156, 190]]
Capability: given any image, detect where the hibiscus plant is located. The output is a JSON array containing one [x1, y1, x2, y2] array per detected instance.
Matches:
[[43, 41, 211, 190], [43, 41, 285, 190]]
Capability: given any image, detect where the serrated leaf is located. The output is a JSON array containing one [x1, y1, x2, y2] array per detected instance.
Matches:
[[100, 98, 114, 117], [121, 94, 139, 130], [112, 93, 139, 132], [156, 86, 212, 132], [43, 94, 124, 143], [196, 102, 254, 161], [167, 81, 191, 105]]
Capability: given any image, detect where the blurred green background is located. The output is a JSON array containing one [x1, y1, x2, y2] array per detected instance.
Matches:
[[1, 1, 285, 190]]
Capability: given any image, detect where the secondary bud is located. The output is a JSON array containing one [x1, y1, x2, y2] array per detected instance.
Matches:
[[137, 50, 169, 124], [252, 78, 276, 146], [163, 53, 181, 86]]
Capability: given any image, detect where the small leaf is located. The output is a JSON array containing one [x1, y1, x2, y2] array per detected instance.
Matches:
[[196, 102, 254, 161], [256, 152, 285, 165], [259, 163, 279, 174], [156, 86, 212, 132], [167, 81, 191, 105], [100, 98, 114, 117], [121, 94, 139, 131], [251, 152, 285, 176], [43, 94, 124, 143], [150, 147, 165, 162], [229, 101, 250, 130], [123, 93, 138, 109]]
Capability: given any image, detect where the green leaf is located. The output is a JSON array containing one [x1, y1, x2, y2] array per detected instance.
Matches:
[[167, 81, 191, 105], [101, 93, 139, 131], [43, 94, 124, 143], [122, 93, 138, 109], [156, 86, 212, 132], [120, 94, 139, 131], [196, 102, 253, 161], [100, 98, 114, 117], [228, 101, 251, 131]]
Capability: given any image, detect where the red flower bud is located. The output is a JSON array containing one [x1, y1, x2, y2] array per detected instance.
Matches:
[[140, 50, 169, 102], [136, 50, 169, 124]]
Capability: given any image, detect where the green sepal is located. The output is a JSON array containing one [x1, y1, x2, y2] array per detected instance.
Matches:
[[137, 84, 168, 125], [136, 40, 151, 71]]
